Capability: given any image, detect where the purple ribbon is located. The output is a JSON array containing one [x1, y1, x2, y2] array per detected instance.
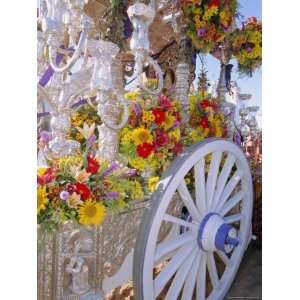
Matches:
[[38, 51, 64, 87]]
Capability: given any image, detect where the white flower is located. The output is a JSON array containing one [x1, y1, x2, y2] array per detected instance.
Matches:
[[76, 122, 95, 140]]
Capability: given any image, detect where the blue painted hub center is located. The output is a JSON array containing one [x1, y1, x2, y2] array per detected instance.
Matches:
[[197, 213, 239, 253]]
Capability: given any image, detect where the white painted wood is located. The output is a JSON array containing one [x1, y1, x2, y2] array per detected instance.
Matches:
[[181, 252, 201, 300], [224, 213, 243, 224], [211, 153, 236, 210], [196, 252, 207, 300], [163, 214, 198, 230], [165, 248, 198, 300], [206, 151, 222, 210], [219, 191, 244, 216], [102, 249, 134, 294], [207, 252, 219, 290], [215, 169, 243, 212], [154, 243, 196, 298], [177, 181, 201, 221], [194, 158, 207, 215], [154, 231, 194, 263], [216, 250, 231, 267]]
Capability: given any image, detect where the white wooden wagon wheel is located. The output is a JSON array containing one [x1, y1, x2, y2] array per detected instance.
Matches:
[[133, 138, 253, 300]]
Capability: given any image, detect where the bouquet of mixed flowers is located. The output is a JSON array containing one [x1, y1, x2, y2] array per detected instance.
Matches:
[[120, 92, 183, 185], [181, 0, 238, 53], [187, 91, 227, 142], [37, 121, 144, 233], [229, 17, 262, 76]]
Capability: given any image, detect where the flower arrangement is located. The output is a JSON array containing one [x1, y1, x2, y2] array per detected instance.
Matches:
[[120, 92, 183, 179], [229, 17, 262, 75], [187, 91, 227, 142], [38, 90, 228, 232], [181, 0, 238, 53], [69, 104, 102, 147], [37, 121, 144, 233]]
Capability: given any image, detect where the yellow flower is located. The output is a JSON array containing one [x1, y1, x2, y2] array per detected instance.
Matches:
[[121, 132, 132, 145], [162, 113, 176, 130], [78, 199, 106, 225], [148, 176, 160, 193], [190, 129, 204, 143], [215, 126, 223, 137], [129, 157, 146, 171], [131, 127, 153, 146], [129, 181, 144, 200], [37, 168, 47, 177], [142, 111, 155, 123], [67, 192, 83, 209], [37, 186, 49, 215], [58, 156, 83, 174], [169, 128, 181, 141], [124, 91, 140, 101]]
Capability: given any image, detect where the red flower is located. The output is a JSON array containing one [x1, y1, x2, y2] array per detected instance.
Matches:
[[152, 108, 166, 125], [37, 168, 55, 185], [172, 142, 183, 155], [137, 143, 154, 158], [154, 130, 169, 147], [75, 182, 90, 200], [209, 0, 220, 8], [200, 117, 209, 129], [158, 96, 173, 111], [200, 99, 218, 111], [86, 155, 100, 174]]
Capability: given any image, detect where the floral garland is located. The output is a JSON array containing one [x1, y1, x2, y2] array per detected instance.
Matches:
[[229, 17, 262, 76], [38, 90, 227, 231], [181, 0, 238, 53], [37, 122, 144, 233]]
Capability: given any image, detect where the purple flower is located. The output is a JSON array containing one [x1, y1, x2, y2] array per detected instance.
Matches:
[[125, 169, 137, 177], [105, 192, 120, 200], [60, 191, 70, 201], [133, 103, 142, 117], [197, 28, 206, 38], [170, 120, 181, 130], [247, 47, 252, 53], [40, 131, 51, 143], [101, 162, 119, 178], [87, 134, 97, 148]]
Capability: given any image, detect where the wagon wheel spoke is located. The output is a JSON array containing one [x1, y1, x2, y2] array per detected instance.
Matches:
[[218, 191, 244, 216], [216, 250, 231, 267], [177, 181, 201, 221], [154, 243, 196, 297], [211, 153, 236, 211], [196, 252, 207, 300], [207, 252, 220, 290], [163, 214, 198, 230], [194, 157, 207, 215], [154, 231, 195, 264], [165, 248, 198, 300], [224, 213, 243, 224], [181, 252, 202, 300], [206, 151, 223, 210], [215, 169, 243, 212]]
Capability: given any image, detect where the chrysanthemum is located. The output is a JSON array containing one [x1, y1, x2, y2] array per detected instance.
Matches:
[[37, 186, 49, 215], [78, 199, 106, 226], [132, 128, 153, 146], [129, 157, 146, 171]]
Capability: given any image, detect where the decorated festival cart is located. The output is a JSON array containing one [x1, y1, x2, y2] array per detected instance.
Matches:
[[37, 1, 262, 299]]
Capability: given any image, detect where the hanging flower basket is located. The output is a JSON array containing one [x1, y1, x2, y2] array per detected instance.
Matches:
[[181, 0, 239, 53]]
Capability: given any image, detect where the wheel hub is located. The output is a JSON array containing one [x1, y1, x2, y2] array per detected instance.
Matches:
[[198, 213, 239, 254]]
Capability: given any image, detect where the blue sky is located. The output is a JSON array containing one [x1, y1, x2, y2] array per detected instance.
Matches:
[[194, 0, 262, 122]]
